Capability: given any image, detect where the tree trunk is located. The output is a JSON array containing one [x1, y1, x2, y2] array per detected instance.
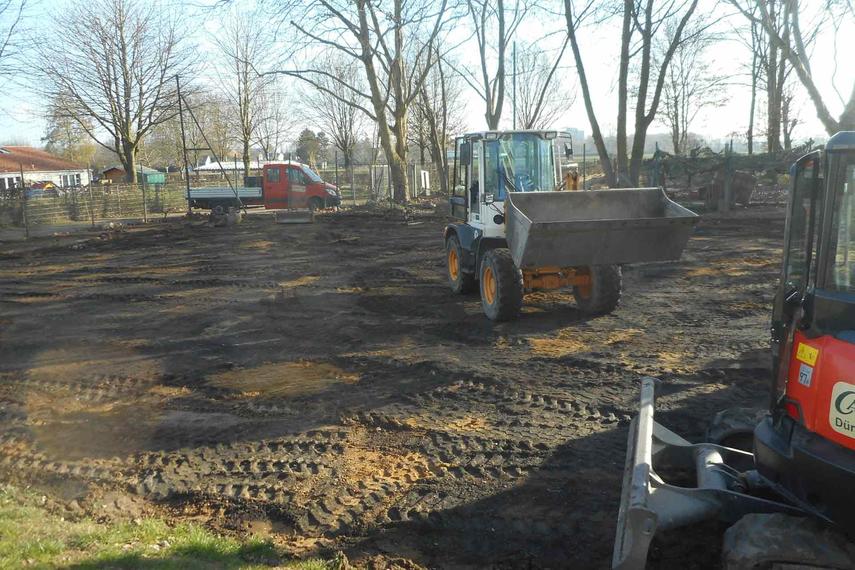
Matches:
[[565, 4, 615, 186], [242, 140, 251, 178], [122, 140, 137, 183], [748, 45, 757, 155], [615, 0, 632, 185]]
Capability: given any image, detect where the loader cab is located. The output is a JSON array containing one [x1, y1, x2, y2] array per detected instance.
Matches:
[[451, 130, 560, 238]]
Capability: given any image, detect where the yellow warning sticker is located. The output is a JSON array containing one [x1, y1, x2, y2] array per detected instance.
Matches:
[[796, 343, 819, 366]]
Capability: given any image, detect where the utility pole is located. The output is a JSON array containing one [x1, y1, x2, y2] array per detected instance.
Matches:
[[176, 75, 192, 215], [512, 41, 517, 130]]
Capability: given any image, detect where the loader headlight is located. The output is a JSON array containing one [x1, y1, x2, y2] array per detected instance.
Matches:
[[325, 187, 338, 197]]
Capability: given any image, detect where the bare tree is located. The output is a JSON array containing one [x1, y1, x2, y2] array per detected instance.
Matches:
[[213, 11, 271, 177], [255, 83, 291, 161], [144, 91, 234, 176], [276, 0, 462, 202], [463, 0, 529, 129], [34, 0, 195, 182], [730, 0, 854, 135], [303, 59, 367, 168], [414, 45, 466, 195], [42, 94, 97, 164], [0, 0, 25, 77], [658, 22, 726, 155], [514, 39, 573, 130], [566, 0, 700, 186]]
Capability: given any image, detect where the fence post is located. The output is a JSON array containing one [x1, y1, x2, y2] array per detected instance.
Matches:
[[141, 180, 148, 223], [350, 163, 355, 206], [87, 184, 96, 228], [19, 163, 29, 239]]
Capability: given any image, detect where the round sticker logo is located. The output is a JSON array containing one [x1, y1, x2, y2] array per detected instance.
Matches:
[[829, 382, 855, 439], [834, 391, 855, 416]]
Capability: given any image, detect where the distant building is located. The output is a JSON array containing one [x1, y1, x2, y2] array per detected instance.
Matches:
[[0, 146, 91, 191], [193, 155, 266, 175], [100, 165, 165, 185]]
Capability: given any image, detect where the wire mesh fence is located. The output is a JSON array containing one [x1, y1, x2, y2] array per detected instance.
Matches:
[[0, 161, 451, 239], [0, 183, 190, 239]]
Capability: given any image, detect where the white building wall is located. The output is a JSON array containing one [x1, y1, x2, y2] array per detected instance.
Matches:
[[0, 169, 91, 189]]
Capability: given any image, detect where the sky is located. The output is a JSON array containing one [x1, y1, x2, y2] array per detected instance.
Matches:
[[0, 0, 852, 150]]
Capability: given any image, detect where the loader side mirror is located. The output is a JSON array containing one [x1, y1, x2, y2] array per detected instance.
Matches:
[[564, 142, 574, 159], [459, 142, 471, 166]]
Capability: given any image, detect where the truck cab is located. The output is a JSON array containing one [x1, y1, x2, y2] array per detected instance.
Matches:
[[261, 162, 341, 211]]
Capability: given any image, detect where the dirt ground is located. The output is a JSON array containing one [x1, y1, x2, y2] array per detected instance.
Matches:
[[0, 204, 786, 568]]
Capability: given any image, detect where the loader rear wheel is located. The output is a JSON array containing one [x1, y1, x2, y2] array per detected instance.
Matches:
[[479, 248, 523, 322], [446, 235, 477, 294], [573, 264, 622, 315]]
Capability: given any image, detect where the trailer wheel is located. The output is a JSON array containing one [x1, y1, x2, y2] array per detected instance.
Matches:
[[479, 248, 523, 321], [446, 235, 477, 294], [573, 264, 621, 315], [308, 197, 325, 212]]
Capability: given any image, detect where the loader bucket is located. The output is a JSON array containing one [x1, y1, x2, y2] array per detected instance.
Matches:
[[274, 209, 314, 224], [612, 378, 806, 570], [505, 188, 698, 269]]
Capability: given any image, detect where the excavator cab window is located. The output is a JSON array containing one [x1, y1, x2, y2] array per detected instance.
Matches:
[[783, 153, 821, 298], [826, 156, 855, 293]]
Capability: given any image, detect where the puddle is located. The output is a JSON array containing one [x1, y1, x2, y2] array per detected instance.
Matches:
[[209, 361, 360, 397]]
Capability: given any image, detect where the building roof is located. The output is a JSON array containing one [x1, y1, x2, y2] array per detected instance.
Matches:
[[102, 165, 160, 175], [0, 146, 86, 174]]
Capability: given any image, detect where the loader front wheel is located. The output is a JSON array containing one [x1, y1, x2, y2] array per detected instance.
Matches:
[[446, 235, 476, 294], [573, 264, 621, 315], [479, 248, 523, 322]]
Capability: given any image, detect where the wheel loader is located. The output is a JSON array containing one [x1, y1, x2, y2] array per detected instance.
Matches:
[[443, 130, 698, 321], [613, 132, 855, 569]]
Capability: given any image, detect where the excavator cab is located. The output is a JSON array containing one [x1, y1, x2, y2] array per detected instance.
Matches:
[[756, 131, 855, 529], [613, 132, 855, 569]]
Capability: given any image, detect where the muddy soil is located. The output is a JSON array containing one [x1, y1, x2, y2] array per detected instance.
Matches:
[[0, 206, 786, 568]]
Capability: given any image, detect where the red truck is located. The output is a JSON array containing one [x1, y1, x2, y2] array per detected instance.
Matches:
[[188, 162, 341, 211]]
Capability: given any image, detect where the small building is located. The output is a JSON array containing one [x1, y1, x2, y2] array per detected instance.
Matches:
[[101, 165, 165, 185], [0, 146, 91, 192]]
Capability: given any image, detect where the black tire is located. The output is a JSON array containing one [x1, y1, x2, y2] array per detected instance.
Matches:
[[446, 235, 477, 294], [479, 248, 523, 322], [573, 264, 621, 315], [707, 407, 766, 449], [308, 197, 325, 212]]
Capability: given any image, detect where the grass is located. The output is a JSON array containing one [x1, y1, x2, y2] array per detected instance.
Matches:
[[0, 485, 336, 570]]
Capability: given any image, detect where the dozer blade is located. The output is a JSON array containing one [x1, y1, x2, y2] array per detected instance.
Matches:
[[612, 378, 806, 570], [505, 188, 698, 269], [274, 209, 314, 224]]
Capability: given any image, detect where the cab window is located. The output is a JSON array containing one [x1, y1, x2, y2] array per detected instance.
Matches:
[[454, 139, 468, 198], [827, 160, 855, 293], [267, 166, 280, 183], [288, 168, 306, 185], [785, 155, 820, 291]]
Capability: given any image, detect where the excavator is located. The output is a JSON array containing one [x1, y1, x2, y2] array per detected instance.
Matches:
[[613, 131, 855, 569]]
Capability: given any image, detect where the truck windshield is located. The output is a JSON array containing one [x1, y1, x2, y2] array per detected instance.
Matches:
[[485, 133, 555, 200], [302, 167, 322, 183], [827, 154, 855, 293]]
